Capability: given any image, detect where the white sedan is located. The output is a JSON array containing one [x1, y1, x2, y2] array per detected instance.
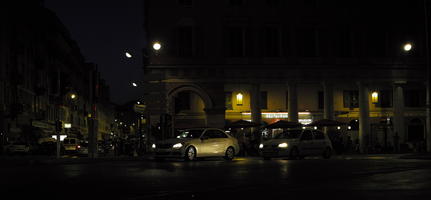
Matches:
[[153, 128, 240, 161], [259, 129, 333, 160]]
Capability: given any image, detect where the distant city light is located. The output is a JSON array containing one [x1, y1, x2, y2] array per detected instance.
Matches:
[[70, 94, 77, 99], [125, 52, 132, 58], [132, 82, 138, 87], [64, 123, 72, 129]]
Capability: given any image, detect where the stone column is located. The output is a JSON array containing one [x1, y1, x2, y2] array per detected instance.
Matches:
[[393, 82, 406, 152], [358, 82, 370, 153], [323, 82, 334, 120], [288, 82, 298, 122], [250, 84, 261, 124]]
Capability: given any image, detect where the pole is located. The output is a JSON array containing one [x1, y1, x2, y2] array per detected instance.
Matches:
[[56, 69, 61, 159], [424, 0, 431, 152]]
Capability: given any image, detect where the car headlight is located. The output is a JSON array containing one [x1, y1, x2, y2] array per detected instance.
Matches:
[[151, 144, 156, 149], [172, 143, 183, 149], [259, 144, 264, 149], [278, 143, 288, 148]]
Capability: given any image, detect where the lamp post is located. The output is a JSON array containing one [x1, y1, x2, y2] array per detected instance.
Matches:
[[424, 0, 431, 152]]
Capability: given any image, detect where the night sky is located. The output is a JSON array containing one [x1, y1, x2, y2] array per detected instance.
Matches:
[[45, 0, 145, 105]]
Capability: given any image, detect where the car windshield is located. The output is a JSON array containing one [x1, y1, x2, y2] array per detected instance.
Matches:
[[64, 139, 76, 144], [178, 129, 204, 138], [275, 130, 302, 139]]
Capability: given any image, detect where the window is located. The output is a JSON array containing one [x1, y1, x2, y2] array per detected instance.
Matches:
[[405, 89, 426, 107], [225, 27, 247, 57], [368, 28, 387, 57], [343, 90, 359, 108], [178, 0, 193, 6], [301, 130, 313, 140], [335, 26, 352, 57], [264, 26, 281, 57], [297, 27, 318, 57], [260, 91, 268, 109], [318, 91, 324, 109], [313, 131, 325, 140], [266, 0, 280, 6], [204, 130, 228, 138], [225, 92, 233, 110], [177, 26, 194, 57], [376, 90, 393, 108], [304, 0, 318, 8], [229, 0, 244, 6]]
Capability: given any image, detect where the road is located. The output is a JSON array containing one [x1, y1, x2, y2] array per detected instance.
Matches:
[[1, 156, 431, 200]]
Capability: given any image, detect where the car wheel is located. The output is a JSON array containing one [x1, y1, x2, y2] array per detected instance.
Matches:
[[185, 146, 197, 161], [263, 157, 271, 160], [323, 147, 332, 159], [289, 147, 300, 160], [224, 147, 235, 161]]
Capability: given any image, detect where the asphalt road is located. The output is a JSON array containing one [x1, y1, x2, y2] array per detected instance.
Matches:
[[2, 156, 431, 200]]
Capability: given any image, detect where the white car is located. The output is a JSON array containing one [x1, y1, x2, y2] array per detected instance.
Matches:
[[4, 142, 31, 155], [153, 128, 240, 161], [259, 129, 333, 160]]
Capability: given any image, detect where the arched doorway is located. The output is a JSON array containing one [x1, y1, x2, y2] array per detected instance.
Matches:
[[168, 85, 214, 131], [407, 118, 425, 152]]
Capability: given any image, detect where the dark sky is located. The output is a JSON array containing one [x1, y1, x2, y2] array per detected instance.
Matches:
[[45, 0, 145, 105]]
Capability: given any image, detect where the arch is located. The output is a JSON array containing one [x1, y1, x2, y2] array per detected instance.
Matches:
[[168, 84, 213, 110], [407, 118, 425, 142]]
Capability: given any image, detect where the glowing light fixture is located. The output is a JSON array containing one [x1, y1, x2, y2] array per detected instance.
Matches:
[[153, 42, 162, 51], [371, 91, 379, 104], [125, 52, 132, 58], [403, 43, 412, 52], [236, 93, 243, 106]]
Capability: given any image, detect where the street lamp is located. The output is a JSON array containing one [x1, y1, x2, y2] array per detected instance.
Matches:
[[371, 91, 379, 104], [153, 42, 162, 51], [236, 93, 243, 106], [132, 82, 138, 87], [125, 52, 133, 58], [403, 43, 413, 52]]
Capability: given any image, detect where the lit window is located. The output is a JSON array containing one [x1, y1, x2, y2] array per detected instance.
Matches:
[[236, 93, 243, 106]]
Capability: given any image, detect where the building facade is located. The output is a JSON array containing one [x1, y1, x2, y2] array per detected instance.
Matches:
[[143, 0, 430, 152], [0, 2, 115, 147]]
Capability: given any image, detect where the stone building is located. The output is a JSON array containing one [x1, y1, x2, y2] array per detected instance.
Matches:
[[143, 0, 430, 152], [0, 1, 114, 146]]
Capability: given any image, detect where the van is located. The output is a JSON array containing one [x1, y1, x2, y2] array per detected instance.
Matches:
[[63, 138, 81, 153]]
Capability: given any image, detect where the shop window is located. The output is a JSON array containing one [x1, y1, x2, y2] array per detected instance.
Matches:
[[343, 90, 359, 108]]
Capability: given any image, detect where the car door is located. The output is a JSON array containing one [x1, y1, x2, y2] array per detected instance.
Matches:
[[299, 130, 313, 155], [199, 130, 218, 156], [210, 129, 230, 155], [312, 130, 327, 155]]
